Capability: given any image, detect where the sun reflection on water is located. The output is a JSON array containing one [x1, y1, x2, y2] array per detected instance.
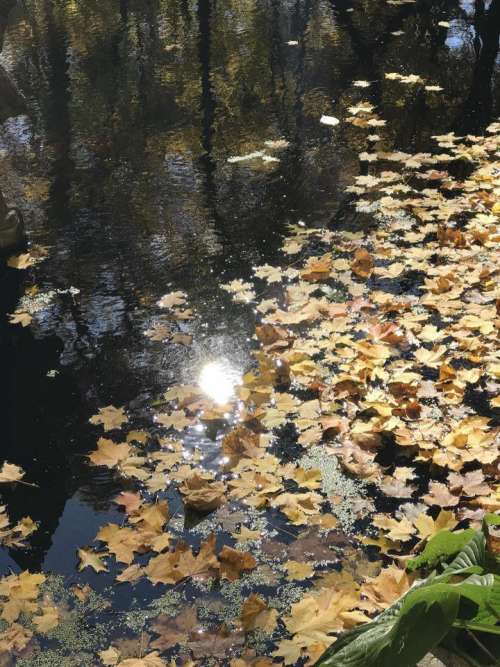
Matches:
[[198, 360, 241, 405]]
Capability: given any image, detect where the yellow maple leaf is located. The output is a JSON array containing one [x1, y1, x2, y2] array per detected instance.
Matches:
[[8, 311, 32, 327], [89, 406, 129, 431], [156, 291, 187, 309], [0, 462, 25, 484], [284, 561, 315, 581], [78, 549, 108, 573], [89, 438, 130, 468], [99, 646, 121, 665], [33, 605, 59, 633], [413, 509, 458, 540]]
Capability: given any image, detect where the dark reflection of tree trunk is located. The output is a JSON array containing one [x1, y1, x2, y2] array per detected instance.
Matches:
[[0, 0, 26, 122], [268, 0, 288, 133], [0, 0, 15, 50], [197, 0, 219, 226], [44, 0, 73, 226], [136, 0, 160, 122], [455, 0, 500, 134], [283, 0, 312, 204], [181, 0, 191, 25], [120, 0, 128, 23], [112, 0, 129, 64]]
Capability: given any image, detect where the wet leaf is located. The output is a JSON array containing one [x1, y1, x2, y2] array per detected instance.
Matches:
[[240, 593, 278, 632], [284, 560, 315, 581], [32, 605, 59, 632], [8, 311, 32, 327], [218, 546, 256, 581], [179, 473, 226, 512], [78, 549, 108, 573], [423, 481, 460, 508], [157, 291, 187, 309], [151, 607, 199, 649], [89, 406, 129, 431], [351, 248, 374, 279], [89, 438, 131, 468], [0, 462, 25, 484], [99, 646, 121, 665]]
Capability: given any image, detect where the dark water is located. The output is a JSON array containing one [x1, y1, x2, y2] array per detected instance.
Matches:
[[0, 0, 498, 576]]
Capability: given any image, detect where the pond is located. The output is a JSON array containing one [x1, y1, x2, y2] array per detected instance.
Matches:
[[0, 0, 498, 664]]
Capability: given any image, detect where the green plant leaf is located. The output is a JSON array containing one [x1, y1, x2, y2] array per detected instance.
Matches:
[[484, 513, 500, 528], [466, 574, 500, 626], [440, 530, 486, 578], [407, 529, 476, 573]]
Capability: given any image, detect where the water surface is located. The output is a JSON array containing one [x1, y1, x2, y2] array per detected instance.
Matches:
[[0, 0, 498, 575]]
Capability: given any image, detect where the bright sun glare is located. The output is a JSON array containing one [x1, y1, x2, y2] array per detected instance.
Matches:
[[198, 361, 240, 405]]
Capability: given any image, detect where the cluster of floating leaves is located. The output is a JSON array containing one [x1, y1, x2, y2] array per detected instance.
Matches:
[[1, 86, 499, 667]]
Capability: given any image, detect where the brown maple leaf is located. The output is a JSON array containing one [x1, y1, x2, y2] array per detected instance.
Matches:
[[240, 593, 278, 633], [145, 535, 219, 585], [361, 565, 411, 612], [114, 491, 143, 514], [88, 438, 130, 468], [222, 426, 264, 468], [351, 248, 374, 280], [0, 622, 33, 653], [187, 624, 245, 660], [157, 291, 187, 309], [301, 253, 332, 282], [262, 528, 346, 562], [447, 469, 491, 498], [151, 606, 199, 650], [179, 474, 226, 512], [218, 546, 256, 581]]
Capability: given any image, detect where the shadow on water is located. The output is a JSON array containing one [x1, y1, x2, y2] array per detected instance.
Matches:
[[0, 0, 498, 574]]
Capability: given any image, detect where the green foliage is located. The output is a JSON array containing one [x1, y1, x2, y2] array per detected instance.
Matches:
[[407, 529, 475, 572], [315, 517, 500, 667]]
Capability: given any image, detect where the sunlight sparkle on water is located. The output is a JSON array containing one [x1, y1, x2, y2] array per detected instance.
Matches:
[[198, 360, 240, 404]]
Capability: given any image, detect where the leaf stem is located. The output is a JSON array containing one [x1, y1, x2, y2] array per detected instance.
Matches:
[[465, 629, 499, 664]]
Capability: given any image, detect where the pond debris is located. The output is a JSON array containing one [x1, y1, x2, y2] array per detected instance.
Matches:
[[319, 115, 340, 127]]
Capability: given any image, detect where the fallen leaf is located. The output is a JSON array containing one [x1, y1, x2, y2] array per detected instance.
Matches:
[[117, 652, 166, 667], [284, 561, 315, 581], [240, 594, 278, 633], [413, 509, 458, 540], [8, 311, 32, 327], [89, 438, 131, 468], [33, 605, 59, 632], [78, 549, 108, 573], [114, 492, 142, 514], [423, 481, 460, 507], [179, 474, 226, 512], [89, 406, 129, 431], [99, 646, 121, 665], [151, 606, 199, 650], [351, 248, 374, 279], [218, 546, 256, 581], [0, 462, 25, 484], [7, 253, 36, 269], [157, 291, 187, 309]]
